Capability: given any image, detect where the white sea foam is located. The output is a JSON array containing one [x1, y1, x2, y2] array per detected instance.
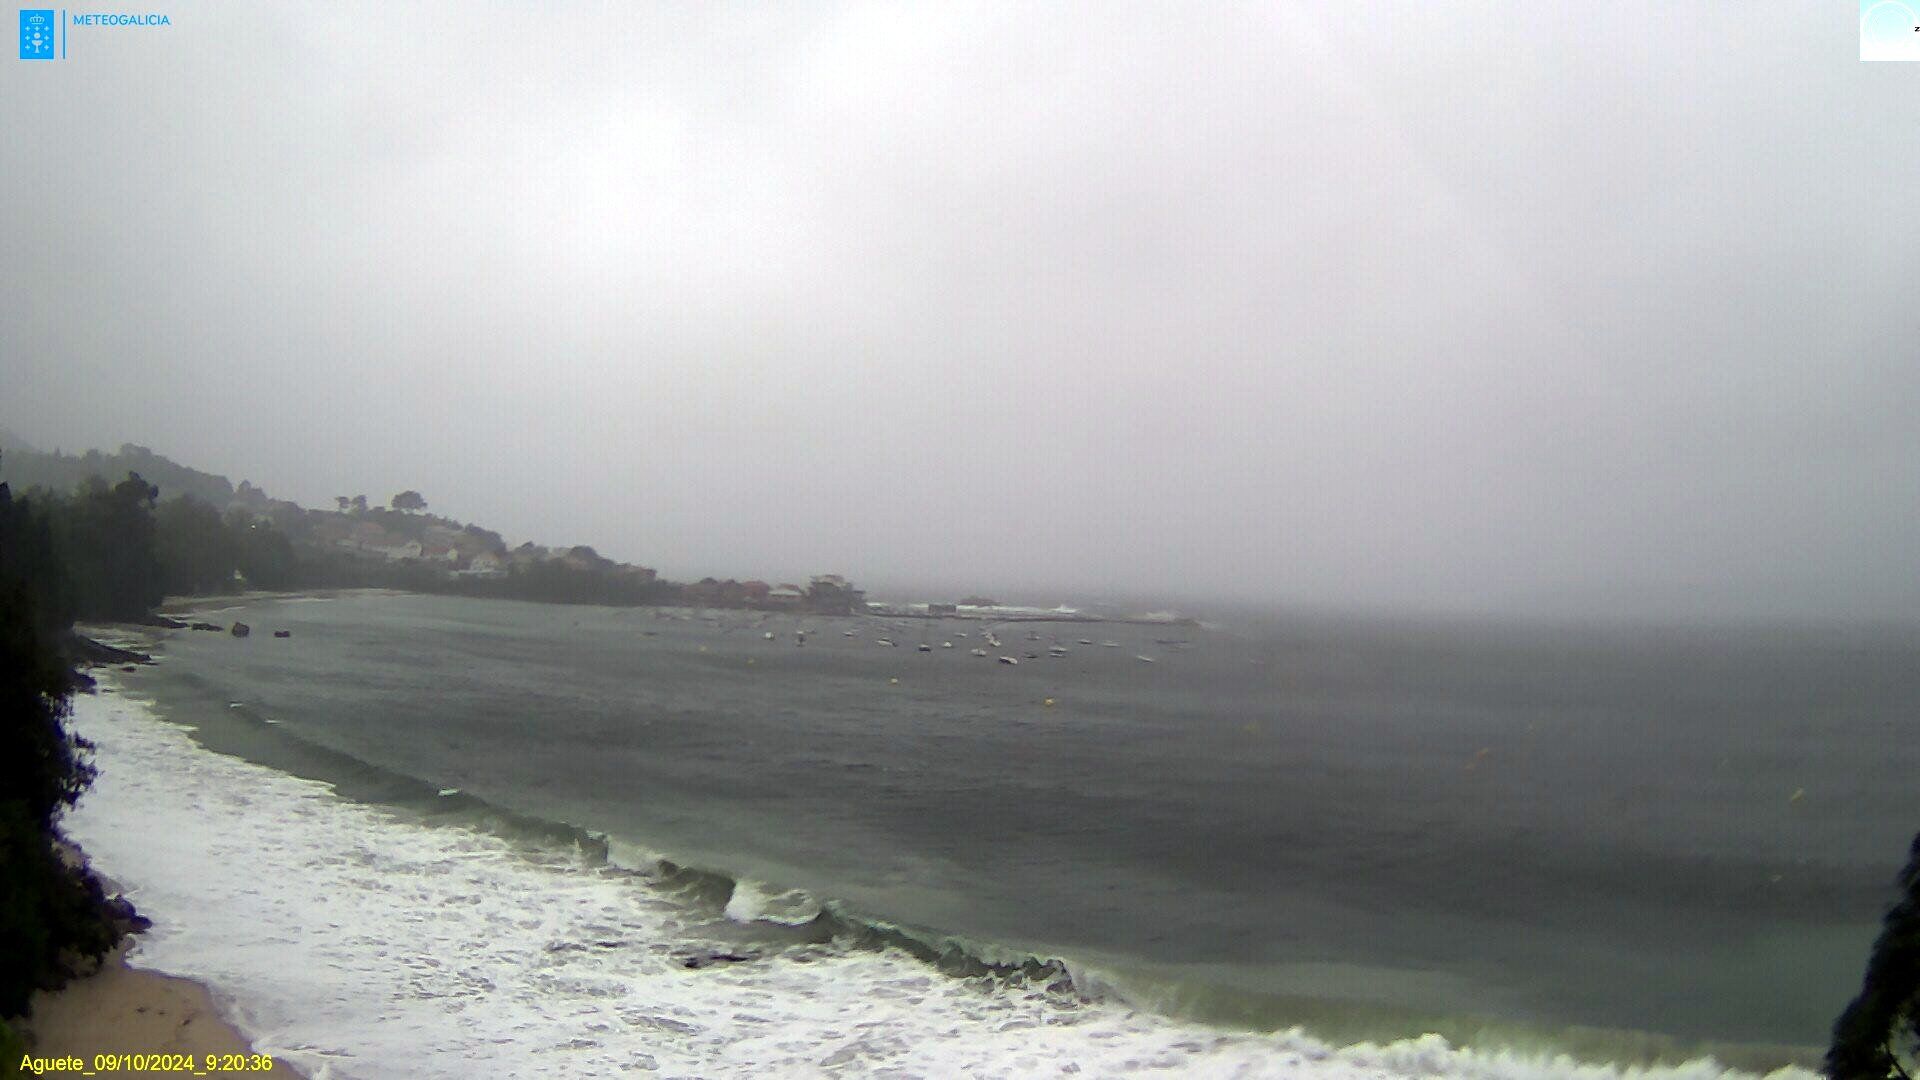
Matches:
[[601, 835, 669, 874], [64, 686, 1817, 1080], [724, 878, 823, 927]]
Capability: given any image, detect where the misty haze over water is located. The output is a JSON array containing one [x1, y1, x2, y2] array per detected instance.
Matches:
[[6, 3, 1919, 623]]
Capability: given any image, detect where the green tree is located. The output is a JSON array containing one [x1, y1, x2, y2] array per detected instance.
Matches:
[[233, 519, 296, 589], [0, 467, 118, 1016], [155, 496, 239, 596], [462, 523, 505, 553], [390, 490, 427, 513], [56, 473, 162, 620], [1830, 833, 1920, 1078]]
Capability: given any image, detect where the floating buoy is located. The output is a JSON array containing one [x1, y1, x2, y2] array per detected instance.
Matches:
[[889, 677, 899, 685], [1789, 787, 1805, 805], [1043, 698, 1055, 707]]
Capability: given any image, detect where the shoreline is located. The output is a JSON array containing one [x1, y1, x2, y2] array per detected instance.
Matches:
[[151, 584, 1202, 628], [16, 944, 304, 1078], [57, 656, 1829, 1077], [13, 672, 314, 1079]]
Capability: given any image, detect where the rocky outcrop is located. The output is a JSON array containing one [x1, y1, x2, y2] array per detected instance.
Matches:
[[66, 634, 151, 668], [679, 951, 757, 970], [103, 895, 151, 937]]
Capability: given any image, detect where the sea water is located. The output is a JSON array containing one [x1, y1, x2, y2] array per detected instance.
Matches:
[[63, 592, 1920, 1076]]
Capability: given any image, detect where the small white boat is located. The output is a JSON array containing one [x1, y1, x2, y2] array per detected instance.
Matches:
[[917, 644, 932, 652], [998, 655, 1019, 665], [1135, 654, 1155, 663], [942, 641, 954, 648], [763, 631, 775, 640], [970, 648, 989, 657], [876, 638, 896, 647]]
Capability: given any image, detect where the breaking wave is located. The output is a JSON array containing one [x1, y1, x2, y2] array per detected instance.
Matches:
[[67, 683, 1822, 1079]]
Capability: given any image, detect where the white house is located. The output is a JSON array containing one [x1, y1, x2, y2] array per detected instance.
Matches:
[[461, 551, 507, 578]]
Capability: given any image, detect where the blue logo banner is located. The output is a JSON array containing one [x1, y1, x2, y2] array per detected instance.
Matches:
[[19, 9, 56, 59]]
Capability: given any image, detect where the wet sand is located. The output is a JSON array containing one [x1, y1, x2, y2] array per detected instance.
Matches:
[[17, 945, 304, 1078]]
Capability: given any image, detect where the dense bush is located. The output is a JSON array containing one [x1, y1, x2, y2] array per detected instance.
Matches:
[[233, 518, 296, 590], [0, 470, 118, 1017], [52, 474, 163, 621], [1829, 833, 1920, 1078], [155, 495, 240, 595], [8, 472, 303, 612]]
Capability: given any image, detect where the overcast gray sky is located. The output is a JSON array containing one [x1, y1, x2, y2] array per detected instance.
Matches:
[[4, 2, 1916, 619]]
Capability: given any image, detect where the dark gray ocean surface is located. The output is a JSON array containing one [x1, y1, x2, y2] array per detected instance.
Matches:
[[120, 592, 1920, 1068]]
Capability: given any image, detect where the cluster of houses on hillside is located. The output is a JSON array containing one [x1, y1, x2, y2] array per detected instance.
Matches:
[[300, 511, 867, 611], [679, 573, 866, 614], [507, 541, 658, 585], [303, 515, 668, 585], [305, 516, 517, 574]]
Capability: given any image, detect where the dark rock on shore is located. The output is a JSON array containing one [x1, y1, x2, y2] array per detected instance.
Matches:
[[190, 621, 222, 632], [67, 634, 152, 668], [230, 622, 250, 638], [103, 895, 151, 936], [680, 951, 757, 970], [146, 615, 189, 629]]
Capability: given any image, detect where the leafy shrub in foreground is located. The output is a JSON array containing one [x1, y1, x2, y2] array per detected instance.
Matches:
[[0, 469, 119, 1017], [1829, 832, 1920, 1078]]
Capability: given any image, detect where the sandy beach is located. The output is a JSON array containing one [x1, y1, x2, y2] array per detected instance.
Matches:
[[16, 945, 303, 1078]]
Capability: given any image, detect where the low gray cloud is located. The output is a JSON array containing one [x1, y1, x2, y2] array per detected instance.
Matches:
[[4, 2, 1915, 620]]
